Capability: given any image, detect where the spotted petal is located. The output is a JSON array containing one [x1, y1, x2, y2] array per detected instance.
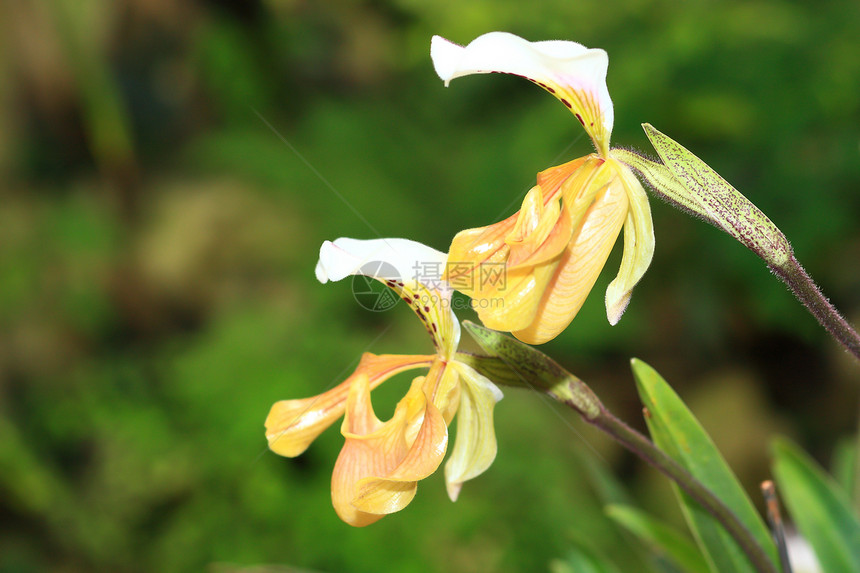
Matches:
[[432, 32, 613, 156], [316, 237, 460, 358]]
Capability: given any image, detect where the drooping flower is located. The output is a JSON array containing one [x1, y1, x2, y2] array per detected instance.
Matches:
[[432, 32, 655, 344], [265, 238, 503, 526]]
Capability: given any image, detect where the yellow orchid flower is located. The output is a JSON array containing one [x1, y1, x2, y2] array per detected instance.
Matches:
[[432, 32, 655, 344], [266, 238, 503, 526]]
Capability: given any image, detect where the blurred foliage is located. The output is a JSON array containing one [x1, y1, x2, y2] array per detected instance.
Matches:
[[0, 0, 858, 571]]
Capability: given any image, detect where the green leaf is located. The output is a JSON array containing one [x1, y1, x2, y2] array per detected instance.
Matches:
[[622, 124, 792, 267], [577, 446, 635, 508], [610, 148, 712, 225], [772, 437, 860, 572], [606, 505, 710, 573], [630, 359, 778, 573], [830, 436, 858, 503], [550, 543, 622, 573]]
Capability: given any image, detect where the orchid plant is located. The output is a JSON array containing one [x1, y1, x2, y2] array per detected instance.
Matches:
[[267, 31, 860, 573]]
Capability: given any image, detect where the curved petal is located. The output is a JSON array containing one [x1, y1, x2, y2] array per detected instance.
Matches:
[[445, 160, 593, 333], [431, 32, 613, 156], [506, 185, 573, 269], [473, 260, 561, 332], [316, 237, 446, 285], [264, 353, 433, 457], [332, 374, 448, 526], [514, 162, 629, 344], [604, 158, 655, 325], [316, 237, 460, 358], [445, 362, 503, 501]]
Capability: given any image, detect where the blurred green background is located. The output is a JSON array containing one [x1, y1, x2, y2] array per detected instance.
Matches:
[[1, 0, 859, 571]]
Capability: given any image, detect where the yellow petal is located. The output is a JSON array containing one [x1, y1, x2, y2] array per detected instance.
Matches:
[[472, 261, 559, 332], [536, 156, 590, 191], [604, 159, 655, 325], [446, 216, 518, 299], [332, 374, 448, 526], [264, 353, 433, 457], [445, 168, 575, 300], [514, 164, 629, 344], [506, 185, 573, 269], [445, 362, 504, 501], [420, 356, 461, 425]]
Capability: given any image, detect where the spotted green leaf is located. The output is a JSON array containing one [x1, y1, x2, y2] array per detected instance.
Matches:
[[616, 125, 792, 267]]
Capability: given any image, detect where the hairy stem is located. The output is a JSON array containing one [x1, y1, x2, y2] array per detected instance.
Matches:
[[771, 255, 860, 361]]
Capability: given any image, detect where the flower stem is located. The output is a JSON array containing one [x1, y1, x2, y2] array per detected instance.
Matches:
[[589, 407, 779, 573], [770, 254, 860, 361]]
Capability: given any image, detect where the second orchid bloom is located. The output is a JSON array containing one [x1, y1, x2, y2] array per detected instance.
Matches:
[[432, 32, 655, 344], [266, 238, 503, 526]]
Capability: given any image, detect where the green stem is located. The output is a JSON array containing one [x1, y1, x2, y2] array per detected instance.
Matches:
[[459, 326, 779, 572], [588, 407, 779, 573], [770, 255, 860, 361]]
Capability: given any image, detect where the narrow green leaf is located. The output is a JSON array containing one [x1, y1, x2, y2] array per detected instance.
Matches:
[[638, 124, 792, 267], [631, 359, 778, 573], [576, 446, 635, 508], [772, 437, 860, 572], [550, 543, 622, 573], [830, 437, 858, 504], [606, 504, 710, 573]]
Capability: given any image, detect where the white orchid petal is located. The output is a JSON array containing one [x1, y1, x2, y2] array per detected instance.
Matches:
[[316, 237, 446, 285], [317, 238, 460, 357], [431, 32, 614, 155]]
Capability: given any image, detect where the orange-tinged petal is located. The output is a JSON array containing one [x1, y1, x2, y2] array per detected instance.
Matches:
[[420, 357, 461, 425], [506, 185, 573, 269], [445, 173, 572, 297], [446, 217, 517, 299], [536, 156, 589, 192], [332, 374, 448, 526], [352, 382, 448, 515], [472, 260, 559, 332], [264, 353, 433, 457], [514, 170, 629, 344]]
